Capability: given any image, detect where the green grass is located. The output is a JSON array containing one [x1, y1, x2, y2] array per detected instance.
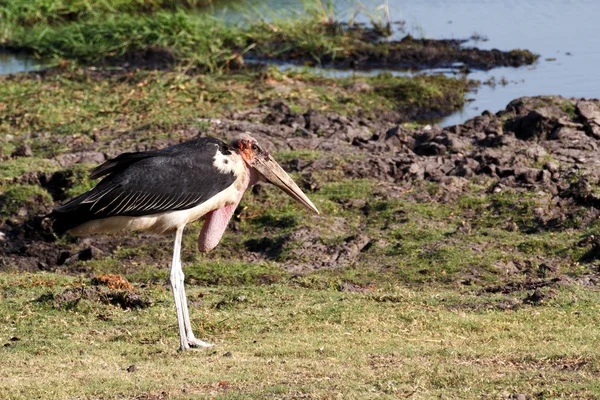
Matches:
[[4, 11, 246, 71], [0, 157, 59, 179], [1, 2, 537, 72], [0, 7, 347, 69], [1, 272, 600, 399], [0, 184, 53, 216], [0, 0, 215, 26], [0, 68, 472, 143]]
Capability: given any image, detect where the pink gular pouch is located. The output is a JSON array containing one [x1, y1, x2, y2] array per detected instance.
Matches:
[[197, 167, 258, 252]]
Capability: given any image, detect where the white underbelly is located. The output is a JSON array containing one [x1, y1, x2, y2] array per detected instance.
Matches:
[[69, 183, 242, 236]]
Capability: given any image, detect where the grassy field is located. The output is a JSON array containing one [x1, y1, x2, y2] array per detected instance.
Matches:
[[2, 273, 600, 399]]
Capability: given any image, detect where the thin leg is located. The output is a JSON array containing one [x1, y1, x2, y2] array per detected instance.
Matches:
[[170, 226, 189, 351], [171, 225, 214, 349], [177, 259, 214, 348]]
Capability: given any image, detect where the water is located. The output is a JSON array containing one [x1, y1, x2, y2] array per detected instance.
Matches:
[[0, 51, 41, 75], [2, 0, 599, 126], [217, 0, 600, 126]]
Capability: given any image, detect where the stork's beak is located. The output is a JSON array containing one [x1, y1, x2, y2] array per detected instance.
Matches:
[[252, 154, 320, 215]]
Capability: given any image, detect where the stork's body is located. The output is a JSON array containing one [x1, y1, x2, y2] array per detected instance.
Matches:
[[51, 135, 318, 350]]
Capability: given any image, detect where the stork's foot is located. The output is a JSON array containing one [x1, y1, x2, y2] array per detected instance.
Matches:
[[179, 343, 190, 352], [188, 337, 215, 348]]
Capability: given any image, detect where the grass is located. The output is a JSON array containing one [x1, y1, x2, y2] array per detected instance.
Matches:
[[0, 184, 53, 216], [0, 68, 471, 145], [0, 0, 216, 26], [0, 7, 345, 68], [0, 1, 538, 72], [1, 272, 600, 399]]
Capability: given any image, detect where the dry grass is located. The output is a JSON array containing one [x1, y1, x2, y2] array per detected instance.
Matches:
[[1, 273, 599, 399]]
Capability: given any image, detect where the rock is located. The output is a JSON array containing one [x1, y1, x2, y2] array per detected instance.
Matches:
[[525, 144, 548, 161], [347, 82, 373, 92], [11, 144, 33, 158], [494, 261, 520, 275], [548, 126, 582, 141], [514, 167, 542, 184], [543, 161, 559, 172], [345, 126, 372, 142], [61, 246, 104, 265], [540, 169, 552, 183], [454, 158, 479, 178], [443, 134, 471, 153], [384, 126, 416, 149], [587, 124, 600, 140], [406, 163, 425, 179], [577, 101, 600, 124], [414, 142, 447, 156], [512, 111, 552, 140], [55, 151, 106, 168], [304, 110, 329, 132]]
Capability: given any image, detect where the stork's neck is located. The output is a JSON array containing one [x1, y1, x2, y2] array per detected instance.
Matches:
[[198, 158, 258, 253]]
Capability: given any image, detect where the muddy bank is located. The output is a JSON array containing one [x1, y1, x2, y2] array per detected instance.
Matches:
[[52, 34, 540, 72], [251, 34, 538, 71], [97, 27, 539, 71], [2, 19, 538, 73], [2, 95, 600, 287]]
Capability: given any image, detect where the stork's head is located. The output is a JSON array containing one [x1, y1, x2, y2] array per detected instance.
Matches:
[[231, 134, 319, 215]]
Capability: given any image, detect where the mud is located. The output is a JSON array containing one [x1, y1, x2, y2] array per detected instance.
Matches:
[[3, 94, 600, 288], [37, 285, 152, 309], [7, 27, 537, 74], [261, 34, 539, 71]]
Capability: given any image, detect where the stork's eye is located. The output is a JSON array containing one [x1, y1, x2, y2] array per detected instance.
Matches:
[[251, 144, 258, 151]]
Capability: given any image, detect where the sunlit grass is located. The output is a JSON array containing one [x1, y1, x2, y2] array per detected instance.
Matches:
[[1, 272, 599, 398]]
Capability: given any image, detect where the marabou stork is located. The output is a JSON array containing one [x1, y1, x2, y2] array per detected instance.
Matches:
[[51, 134, 319, 350]]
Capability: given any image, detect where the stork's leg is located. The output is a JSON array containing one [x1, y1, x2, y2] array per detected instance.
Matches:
[[176, 258, 214, 348], [170, 226, 189, 351], [170, 226, 214, 349]]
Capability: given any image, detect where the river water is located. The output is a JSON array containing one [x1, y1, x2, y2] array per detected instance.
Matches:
[[0, 51, 41, 75], [2, 0, 599, 126], [216, 0, 600, 125]]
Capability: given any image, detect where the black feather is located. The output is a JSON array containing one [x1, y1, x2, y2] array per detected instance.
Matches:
[[51, 137, 237, 235], [89, 151, 162, 180]]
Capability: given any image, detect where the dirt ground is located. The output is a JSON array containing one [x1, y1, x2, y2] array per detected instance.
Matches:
[[2, 93, 600, 298]]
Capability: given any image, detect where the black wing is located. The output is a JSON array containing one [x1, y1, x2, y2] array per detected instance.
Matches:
[[51, 138, 237, 234], [89, 150, 163, 180]]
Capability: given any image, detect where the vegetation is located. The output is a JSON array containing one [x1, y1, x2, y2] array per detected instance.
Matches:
[[0, 1, 537, 71], [0, 67, 471, 145], [1, 273, 600, 399], [0, 0, 216, 25], [0, 0, 579, 398]]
